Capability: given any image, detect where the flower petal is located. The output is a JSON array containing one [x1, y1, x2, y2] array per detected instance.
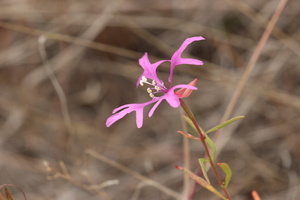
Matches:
[[147, 82, 198, 117], [164, 84, 198, 107], [106, 98, 158, 128], [135, 108, 144, 128], [148, 98, 164, 117], [174, 58, 204, 66], [106, 109, 130, 127], [112, 104, 131, 114], [169, 36, 205, 86], [171, 84, 198, 91], [136, 53, 168, 88], [147, 92, 180, 118], [165, 92, 180, 107]]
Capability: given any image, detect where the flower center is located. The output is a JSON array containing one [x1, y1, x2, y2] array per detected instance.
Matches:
[[139, 76, 166, 97]]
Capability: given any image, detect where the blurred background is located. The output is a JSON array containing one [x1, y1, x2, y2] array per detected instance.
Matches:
[[0, 0, 299, 199]]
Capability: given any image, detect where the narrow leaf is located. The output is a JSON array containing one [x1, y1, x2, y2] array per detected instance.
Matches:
[[205, 135, 216, 162], [205, 116, 245, 135], [198, 158, 210, 184], [176, 166, 227, 200], [217, 163, 232, 189], [177, 131, 199, 140]]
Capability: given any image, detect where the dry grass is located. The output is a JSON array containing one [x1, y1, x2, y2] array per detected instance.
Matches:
[[0, 0, 299, 199]]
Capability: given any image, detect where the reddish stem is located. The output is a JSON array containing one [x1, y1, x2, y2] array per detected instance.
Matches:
[[180, 99, 231, 200]]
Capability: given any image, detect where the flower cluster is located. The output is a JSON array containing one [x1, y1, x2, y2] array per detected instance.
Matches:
[[106, 36, 205, 128]]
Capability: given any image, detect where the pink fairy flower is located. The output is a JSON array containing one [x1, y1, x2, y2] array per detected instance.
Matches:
[[106, 36, 205, 128]]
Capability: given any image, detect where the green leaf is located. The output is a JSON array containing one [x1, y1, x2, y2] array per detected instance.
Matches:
[[176, 166, 227, 200], [198, 158, 210, 184], [217, 163, 232, 189], [205, 116, 245, 135], [204, 135, 216, 162], [182, 115, 205, 134]]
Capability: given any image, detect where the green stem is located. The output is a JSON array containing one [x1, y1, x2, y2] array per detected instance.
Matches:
[[179, 99, 232, 200]]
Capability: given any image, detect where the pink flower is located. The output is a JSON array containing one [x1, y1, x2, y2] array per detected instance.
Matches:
[[106, 36, 205, 128]]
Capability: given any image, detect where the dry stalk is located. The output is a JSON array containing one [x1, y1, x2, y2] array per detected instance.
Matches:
[[85, 149, 180, 199], [43, 161, 114, 200], [214, 0, 289, 143]]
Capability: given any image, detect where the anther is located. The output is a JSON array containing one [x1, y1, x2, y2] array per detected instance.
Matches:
[[139, 80, 144, 86], [155, 86, 160, 91], [152, 80, 156, 85], [149, 93, 154, 98], [147, 88, 152, 93], [142, 76, 147, 81]]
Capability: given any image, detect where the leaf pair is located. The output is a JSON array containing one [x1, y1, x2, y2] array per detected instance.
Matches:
[[198, 135, 216, 184], [179, 115, 244, 195], [176, 166, 227, 200]]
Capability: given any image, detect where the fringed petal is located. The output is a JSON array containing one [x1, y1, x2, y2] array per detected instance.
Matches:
[[169, 36, 205, 86], [136, 53, 168, 88], [106, 98, 158, 128]]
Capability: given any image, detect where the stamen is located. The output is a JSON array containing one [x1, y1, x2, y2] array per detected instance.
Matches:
[[139, 76, 149, 86], [140, 76, 156, 87], [139, 80, 144, 86], [139, 76, 166, 97]]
